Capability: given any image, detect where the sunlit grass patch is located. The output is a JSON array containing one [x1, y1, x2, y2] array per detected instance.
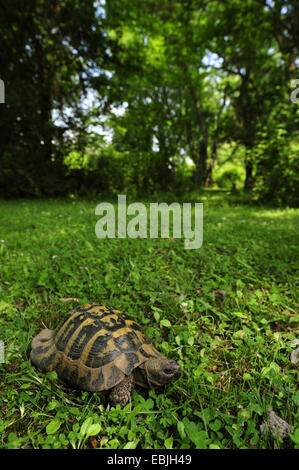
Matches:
[[0, 197, 298, 449]]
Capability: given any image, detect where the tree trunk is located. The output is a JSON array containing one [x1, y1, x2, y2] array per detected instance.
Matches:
[[189, 85, 208, 186], [244, 161, 254, 191], [205, 140, 217, 188]]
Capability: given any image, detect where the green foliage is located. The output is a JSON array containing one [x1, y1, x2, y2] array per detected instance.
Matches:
[[215, 167, 243, 191], [0, 0, 107, 197], [1, 0, 298, 202], [0, 196, 298, 449], [252, 123, 299, 206]]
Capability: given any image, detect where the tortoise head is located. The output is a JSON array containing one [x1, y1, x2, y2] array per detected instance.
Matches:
[[135, 355, 181, 389]]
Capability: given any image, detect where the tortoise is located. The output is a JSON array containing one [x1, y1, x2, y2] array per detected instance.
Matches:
[[30, 303, 181, 406]]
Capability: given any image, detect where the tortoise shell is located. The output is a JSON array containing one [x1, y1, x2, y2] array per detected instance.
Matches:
[[30, 303, 162, 392]]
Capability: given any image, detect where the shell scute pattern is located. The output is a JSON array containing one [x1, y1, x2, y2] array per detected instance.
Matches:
[[54, 304, 152, 367], [30, 304, 158, 392]]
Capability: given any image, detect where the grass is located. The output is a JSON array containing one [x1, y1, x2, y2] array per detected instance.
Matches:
[[0, 194, 298, 449]]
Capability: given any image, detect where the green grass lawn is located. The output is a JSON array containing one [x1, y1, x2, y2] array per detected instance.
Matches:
[[0, 195, 298, 449]]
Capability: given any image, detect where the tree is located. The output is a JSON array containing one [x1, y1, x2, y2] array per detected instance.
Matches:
[[0, 0, 107, 196]]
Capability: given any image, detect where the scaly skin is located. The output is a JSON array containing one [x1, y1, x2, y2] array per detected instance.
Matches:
[[108, 373, 135, 407]]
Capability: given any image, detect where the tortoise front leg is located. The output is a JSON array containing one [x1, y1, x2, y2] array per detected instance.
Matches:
[[109, 373, 134, 407]]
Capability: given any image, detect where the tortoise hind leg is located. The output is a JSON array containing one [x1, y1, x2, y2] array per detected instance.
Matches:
[[109, 373, 134, 407], [30, 329, 56, 371]]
